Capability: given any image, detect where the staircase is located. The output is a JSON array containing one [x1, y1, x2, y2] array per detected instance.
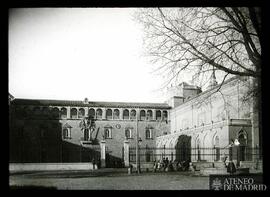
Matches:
[[192, 161, 255, 176]]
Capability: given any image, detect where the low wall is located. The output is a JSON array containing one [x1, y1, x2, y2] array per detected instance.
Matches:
[[9, 163, 97, 172]]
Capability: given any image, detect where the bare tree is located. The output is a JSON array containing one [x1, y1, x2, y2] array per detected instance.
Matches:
[[135, 7, 262, 147], [135, 7, 260, 85]]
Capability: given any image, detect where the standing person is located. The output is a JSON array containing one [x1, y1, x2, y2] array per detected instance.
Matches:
[[164, 157, 169, 171], [168, 160, 174, 172], [153, 160, 157, 172], [157, 160, 161, 172], [92, 158, 96, 170], [227, 161, 236, 175]]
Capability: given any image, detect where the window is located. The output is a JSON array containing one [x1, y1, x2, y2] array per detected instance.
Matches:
[[146, 110, 153, 120], [78, 108, 85, 118], [96, 108, 102, 119], [156, 110, 161, 120], [22, 106, 28, 117], [71, 108, 78, 119], [40, 126, 48, 138], [113, 109, 120, 119], [130, 110, 136, 120], [63, 128, 71, 139], [60, 107, 67, 119], [123, 109, 129, 120], [106, 109, 112, 119], [163, 111, 168, 121], [89, 108, 95, 119], [52, 107, 60, 119], [125, 128, 132, 139], [140, 110, 146, 120], [33, 107, 41, 117], [62, 123, 72, 139], [42, 107, 49, 117], [145, 128, 153, 139], [104, 127, 112, 139]]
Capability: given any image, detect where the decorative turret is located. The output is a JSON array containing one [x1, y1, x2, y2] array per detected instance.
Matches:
[[207, 68, 218, 90]]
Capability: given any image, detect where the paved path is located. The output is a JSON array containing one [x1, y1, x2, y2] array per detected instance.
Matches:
[[9, 169, 209, 190]]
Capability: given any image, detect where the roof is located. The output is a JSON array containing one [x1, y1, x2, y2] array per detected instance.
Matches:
[[179, 82, 201, 90], [173, 75, 246, 107], [11, 98, 171, 109]]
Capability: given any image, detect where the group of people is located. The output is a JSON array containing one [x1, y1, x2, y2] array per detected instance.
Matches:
[[153, 158, 190, 172]]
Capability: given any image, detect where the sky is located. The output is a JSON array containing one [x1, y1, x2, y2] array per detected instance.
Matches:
[[9, 8, 169, 103]]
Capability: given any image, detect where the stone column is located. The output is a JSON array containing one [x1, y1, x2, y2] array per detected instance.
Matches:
[[100, 140, 106, 168], [84, 107, 88, 117], [124, 139, 130, 167], [119, 108, 123, 120], [102, 108, 106, 120], [67, 107, 71, 119], [153, 109, 156, 120]]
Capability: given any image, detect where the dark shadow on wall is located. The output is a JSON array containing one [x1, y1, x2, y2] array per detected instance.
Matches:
[[9, 104, 124, 167], [9, 111, 100, 163], [105, 153, 124, 168]]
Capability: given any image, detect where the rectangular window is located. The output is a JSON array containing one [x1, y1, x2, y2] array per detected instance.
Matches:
[[125, 128, 133, 139], [145, 128, 153, 139], [40, 127, 48, 138], [63, 128, 71, 139], [104, 127, 112, 139]]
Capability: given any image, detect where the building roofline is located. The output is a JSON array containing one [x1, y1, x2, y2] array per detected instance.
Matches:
[[172, 75, 246, 109], [11, 98, 171, 109]]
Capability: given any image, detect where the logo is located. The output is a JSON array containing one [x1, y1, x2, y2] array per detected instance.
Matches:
[[209, 174, 267, 191], [211, 178, 223, 191]]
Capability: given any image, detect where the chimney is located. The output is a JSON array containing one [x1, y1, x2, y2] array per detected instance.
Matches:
[[84, 97, 89, 104]]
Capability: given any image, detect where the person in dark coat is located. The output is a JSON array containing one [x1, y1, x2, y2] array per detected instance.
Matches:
[[227, 161, 236, 175], [164, 157, 169, 171], [92, 158, 96, 170]]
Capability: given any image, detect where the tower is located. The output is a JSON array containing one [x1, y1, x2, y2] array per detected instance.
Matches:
[[207, 68, 218, 90]]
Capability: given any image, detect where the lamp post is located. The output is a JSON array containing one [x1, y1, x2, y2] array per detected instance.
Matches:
[[138, 137, 142, 173], [135, 116, 142, 174]]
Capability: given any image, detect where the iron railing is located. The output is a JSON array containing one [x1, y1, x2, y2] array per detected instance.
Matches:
[[128, 146, 262, 163]]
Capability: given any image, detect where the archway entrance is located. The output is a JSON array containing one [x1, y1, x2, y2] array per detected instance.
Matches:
[[175, 135, 191, 162]]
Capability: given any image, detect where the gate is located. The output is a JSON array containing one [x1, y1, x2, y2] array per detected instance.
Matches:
[[105, 147, 124, 168], [80, 145, 101, 165]]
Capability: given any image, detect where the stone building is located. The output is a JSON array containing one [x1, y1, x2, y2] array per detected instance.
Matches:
[[9, 98, 170, 167], [9, 75, 261, 170], [157, 75, 260, 169]]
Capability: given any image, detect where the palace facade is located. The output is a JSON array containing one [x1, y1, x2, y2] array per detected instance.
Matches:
[[9, 98, 170, 166], [9, 75, 261, 168]]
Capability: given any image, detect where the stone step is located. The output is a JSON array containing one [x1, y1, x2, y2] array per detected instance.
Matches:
[[199, 167, 250, 176]]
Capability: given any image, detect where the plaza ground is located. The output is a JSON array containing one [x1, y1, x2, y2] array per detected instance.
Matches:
[[9, 168, 209, 190]]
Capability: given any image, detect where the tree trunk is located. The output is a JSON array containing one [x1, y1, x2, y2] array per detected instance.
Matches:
[[250, 76, 261, 158]]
